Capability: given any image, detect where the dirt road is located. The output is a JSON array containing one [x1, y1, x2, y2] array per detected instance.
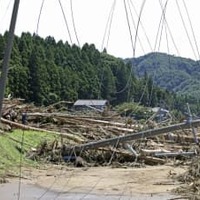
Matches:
[[31, 165, 184, 195], [0, 164, 185, 199]]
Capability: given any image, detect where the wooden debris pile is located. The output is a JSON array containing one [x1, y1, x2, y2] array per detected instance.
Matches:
[[173, 156, 200, 200], [1, 99, 200, 167]]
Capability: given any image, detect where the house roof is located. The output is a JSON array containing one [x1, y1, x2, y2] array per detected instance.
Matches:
[[74, 99, 108, 106], [151, 107, 169, 113]]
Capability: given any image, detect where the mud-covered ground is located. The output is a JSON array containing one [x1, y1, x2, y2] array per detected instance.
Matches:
[[0, 164, 186, 200]]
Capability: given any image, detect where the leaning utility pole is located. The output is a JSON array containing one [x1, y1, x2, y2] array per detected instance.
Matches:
[[65, 119, 200, 152], [0, 0, 20, 118]]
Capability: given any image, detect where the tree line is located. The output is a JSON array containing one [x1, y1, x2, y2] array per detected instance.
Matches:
[[0, 32, 193, 115]]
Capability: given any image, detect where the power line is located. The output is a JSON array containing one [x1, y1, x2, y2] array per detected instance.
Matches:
[[129, 0, 153, 52], [58, 0, 73, 44], [36, 0, 45, 35], [0, 0, 13, 28], [154, 0, 168, 52], [51, 147, 78, 200], [132, 0, 146, 58], [182, 0, 200, 61], [175, 0, 197, 60], [98, 0, 116, 99], [158, 0, 169, 52], [101, 0, 116, 52], [161, 0, 170, 55], [124, 0, 135, 58], [127, 0, 145, 54], [115, 0, 146, 96], [17, 129, 25, 200], [70, 0, 80, 46]]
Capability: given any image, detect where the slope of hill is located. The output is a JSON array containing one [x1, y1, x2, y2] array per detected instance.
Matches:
[[126, 52, 200, 98]]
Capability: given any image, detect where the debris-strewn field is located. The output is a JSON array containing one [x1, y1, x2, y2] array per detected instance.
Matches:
[[1, 98, 200, 199]]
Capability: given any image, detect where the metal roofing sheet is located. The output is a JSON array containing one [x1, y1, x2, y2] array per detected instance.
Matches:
[[74, 99, 108, 106]]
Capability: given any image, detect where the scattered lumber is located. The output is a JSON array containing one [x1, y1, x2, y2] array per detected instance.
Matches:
[[66, 119, 200, 152], [1, 117, 85, 143], [154, 151, 196, 157], [1, 98, 200, 168], [141, 148, 171, 156], [140, 156, 166, 165]]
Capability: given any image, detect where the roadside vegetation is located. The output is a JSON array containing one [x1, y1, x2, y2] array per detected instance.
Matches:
[[0, 129, 58, 177]]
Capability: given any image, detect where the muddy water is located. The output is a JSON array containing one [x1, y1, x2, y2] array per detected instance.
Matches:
[[0, 182, 181, 200]]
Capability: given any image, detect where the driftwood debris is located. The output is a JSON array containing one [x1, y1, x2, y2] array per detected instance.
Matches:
[[1, 117, 85, 143], [1, 98, 200, 167], [67, 119, 200, 152], [174, 157, 200, 199]]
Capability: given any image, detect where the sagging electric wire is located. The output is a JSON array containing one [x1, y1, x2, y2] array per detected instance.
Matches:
[[159, 0, 174, 102], [17, 128, 25, 200], [0, 0, 13, 28], [52, 146, 81, 200], [117, 0, 155, 119], [164, 12, 170, 56], [154, 0, 168, 52], [127, 0, 159, 107], [131, 0, 146, 58], [155, 0, 180, 56], [107, 136, 120, 165], [70, 0, 80, 46], [157, 0, 169, 52], [175, 0, 198, 60], [182, 0, 200, 61], [147, 0, 173, 107], [164, 22, 180, 56], [36, 171, 59, 200], [58, 0, 73, 45], [118, 181, 129, 200], [50, 145, 85, 200], [128, 0, 156, 107], [126, 0, 145, 54], [129, 0, 153, 52], [52, 170, 76, 200], [124, 0, 136, 58], [36, 0, 45, 35], [78, 177, 103, 200], [116, 0, 147, 95], [36, 144, 76, 200], [98, 0, 116, 99], [122, 0, 170, 117], [101, 0, 116, 52]]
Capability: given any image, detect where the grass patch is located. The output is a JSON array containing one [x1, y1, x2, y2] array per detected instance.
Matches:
[[0, 129, 59, 177]]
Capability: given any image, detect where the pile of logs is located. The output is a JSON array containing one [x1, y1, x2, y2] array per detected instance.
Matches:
[[1, 99, 200, 166]]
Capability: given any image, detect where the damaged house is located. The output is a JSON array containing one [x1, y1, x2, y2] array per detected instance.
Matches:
[[73, 99, 109, 112]]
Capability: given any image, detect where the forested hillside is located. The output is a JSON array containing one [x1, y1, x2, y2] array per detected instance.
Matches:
[[126, 52, 200, 99], [0, 32, 176, 108]]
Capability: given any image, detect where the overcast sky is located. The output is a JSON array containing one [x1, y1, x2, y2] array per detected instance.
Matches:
[[0, 0, 200, 60]]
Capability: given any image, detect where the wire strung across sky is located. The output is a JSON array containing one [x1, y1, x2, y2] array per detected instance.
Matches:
[[36, 0, 45, 35], [2, 1, 200, 199]]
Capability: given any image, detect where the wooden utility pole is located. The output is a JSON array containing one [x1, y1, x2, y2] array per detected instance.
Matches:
[[0, 0, 20, 118], [66, 119, 200, 152]]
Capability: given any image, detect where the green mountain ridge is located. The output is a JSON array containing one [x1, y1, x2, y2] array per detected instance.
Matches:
[[126, 52, 200, 98]]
